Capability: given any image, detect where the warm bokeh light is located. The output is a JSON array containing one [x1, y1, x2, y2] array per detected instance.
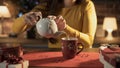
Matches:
[[103, 17, 117, 31], [0, 6, 11, 18], [103, 17, 118, 40]]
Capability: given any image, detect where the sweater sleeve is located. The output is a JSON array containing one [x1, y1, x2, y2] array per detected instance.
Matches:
[[64, 1, 97, 48], [12, 3, 47, 34]]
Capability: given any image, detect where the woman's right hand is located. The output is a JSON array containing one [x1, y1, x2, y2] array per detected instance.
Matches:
[[23, 12, 42, 26]]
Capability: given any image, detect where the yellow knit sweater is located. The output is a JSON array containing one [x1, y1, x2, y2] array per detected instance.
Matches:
[[12, 0, 97, 48]]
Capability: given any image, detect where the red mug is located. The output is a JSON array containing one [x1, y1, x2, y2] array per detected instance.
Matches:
[[61, 37, 84, 59]]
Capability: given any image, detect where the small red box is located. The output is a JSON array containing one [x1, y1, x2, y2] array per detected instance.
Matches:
[[100, 46, 120, 68]]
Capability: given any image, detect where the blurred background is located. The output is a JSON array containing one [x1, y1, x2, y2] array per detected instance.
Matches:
[[0, 0, 120, 48]]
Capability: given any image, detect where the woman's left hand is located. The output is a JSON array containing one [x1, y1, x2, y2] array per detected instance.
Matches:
[[48, 15, 67, 31], [55, 15, 66, 31], [45, 15, 66, 38]]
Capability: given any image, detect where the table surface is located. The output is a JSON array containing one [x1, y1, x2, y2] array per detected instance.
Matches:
[[0, 38, 48, 44], [24, 48, 99, 53], [23, 48, 103, 68]]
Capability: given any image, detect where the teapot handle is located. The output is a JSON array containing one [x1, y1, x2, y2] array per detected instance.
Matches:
[[37, 16, 42, 21], [76, 43, 84, 55]]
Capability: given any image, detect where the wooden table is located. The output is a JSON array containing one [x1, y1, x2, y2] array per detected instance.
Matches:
[[24, 48, 99, 53], [0, 38, 48, 44], [23, 48, 103, 68]]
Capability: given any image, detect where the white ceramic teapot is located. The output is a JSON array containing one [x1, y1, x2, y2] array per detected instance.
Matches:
[[36, 17, 62, 37]]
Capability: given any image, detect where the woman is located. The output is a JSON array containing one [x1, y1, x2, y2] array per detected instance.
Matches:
[[12, 0, 97, 48]]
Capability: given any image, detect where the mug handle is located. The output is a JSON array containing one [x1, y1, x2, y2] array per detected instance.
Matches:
[[76, 43, 84, 55]]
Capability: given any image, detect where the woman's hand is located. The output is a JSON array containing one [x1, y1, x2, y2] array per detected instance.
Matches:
[[44, 15, 66, 38], [55, 15, 66, 31], [48, 15, 66, 31], [24, 12, 42, 26]]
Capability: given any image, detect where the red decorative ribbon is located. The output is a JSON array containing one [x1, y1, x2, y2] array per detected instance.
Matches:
[[0, 46, 24, 68]]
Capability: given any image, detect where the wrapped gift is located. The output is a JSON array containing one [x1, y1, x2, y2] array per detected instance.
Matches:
[[0, 60, 29, 68], [99, 46, 120, 68], [0, 45, 29, 68], [0, 44, 23, 62], [99, 53, 114, 68]]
